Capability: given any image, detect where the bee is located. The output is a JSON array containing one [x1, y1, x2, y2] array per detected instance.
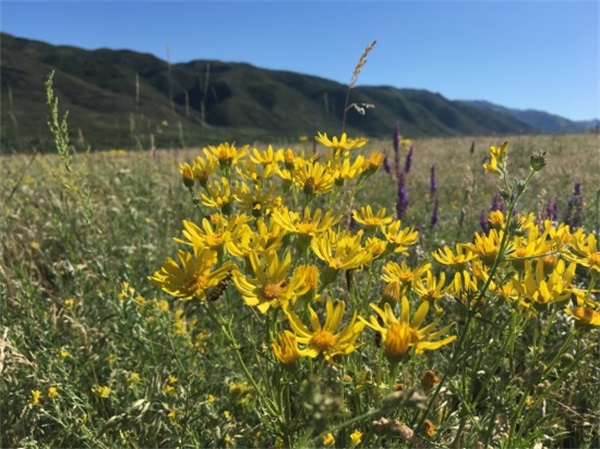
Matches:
[[207, 272, 232, 302]]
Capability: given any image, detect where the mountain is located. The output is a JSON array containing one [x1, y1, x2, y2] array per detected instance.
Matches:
[[0, 32, 571, 153], [462, 100, 599, 134]]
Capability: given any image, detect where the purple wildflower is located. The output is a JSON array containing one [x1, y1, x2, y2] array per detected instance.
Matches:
[[479, 209, 490, 234], [546, 197, 559, 221], [490, 194, 506, 214], [429, 164, 437, 198], [430, 196, 440, 229], [382, 148, 392, 175], [395, 171, 409, 220], [404, 144, 414, 174], [564, 182, 584, 229]]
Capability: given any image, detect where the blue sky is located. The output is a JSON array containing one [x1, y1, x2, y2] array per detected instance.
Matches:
[[1, 1, 598, 121]]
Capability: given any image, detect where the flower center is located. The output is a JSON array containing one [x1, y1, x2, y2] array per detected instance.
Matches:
[[588, 253, 600, 268], [399, 272, 414, 283], [183, 275, 207, 295], [297, 222, 318, 235], [385, 322, 418, 359], [261, 283, 282, 300], [310, 330, 336, 351]]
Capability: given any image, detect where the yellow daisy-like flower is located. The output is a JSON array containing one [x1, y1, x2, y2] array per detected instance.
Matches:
[[382, 220, 419, 254], [271, 330, 309, 366], [206, 142, 248, 171], [175, 214, 250, 254], [381, 261, 432, 301], [285, 299, 364, 362], [564, 230, 600, 274], [315, 132, 367, 155], [235, 181, 282, 217], [271, 206, 341, 243], [464, 229, 510, 266], [149, 249, 234, 300], [512, 259, 575, 308], [227, 218, 288, 258], [566, 306, 600, 327], [311, 229, 373, 283], [179, 162, 194, 188], [91, 385, 111, 398], [360, 150, 386, 175], [291, 160, 336, 197], [192, 153, 220, 188], [249, 144, 284, 166], [352, 205, 394, 232], [360, 297, 456, 362], [414, 270, 450, 306], [327, 154, 365, 185], [235, 158, 279, 184], [201, 177, 238, 215], [432, 244, 477, 271], [232, 250, 309, 313]]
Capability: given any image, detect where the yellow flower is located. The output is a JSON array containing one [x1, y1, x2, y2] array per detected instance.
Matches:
[[312, 229, 373, 273], [59, 349, 70, 359], [564, 230, 600, 274], [432, 244, 477, 270], [360, 150, 386, 175], [235, 182, 282, 217], [566, 307, 600, 327], [327, 154, 365, 184], [168, 375, 178, 384], [192, 152, 219, 187], [381, 261, 432, 301], [149, 249, 235, 301], [207, 394, 216, 403], [414, 270, 450, 307], [179, 162, 195, 188], [350, 428, 363, 446], [64, 298, 75, 309], [126, 372, 141, 386], [201, 177, 237, 215], [352, 205, 393, 232], [512, 259, 575, 307], [236, 158, 279, 184], [271, 206, 341, 243], [272, 330, 308, 366], [232, 250, 309, 313], [483, 154, 501, 175], [285, 299, 364, 362], [490, 141, 509, 164], [291, 160, 335, 197], [382, 220, 419, 254], [465, 229, 509, 266], [30, 389, 42, 405], [227, 218, 287, 258], [360, 297, 456, 362], [206, 142, 248, 171], [47, 386, 59, 399], [91, 385, 111, 398], [315, 132, 367, 155], [249, 144, 284, 166], [488, 210, 506, 230], [322, 432, 336, 447]]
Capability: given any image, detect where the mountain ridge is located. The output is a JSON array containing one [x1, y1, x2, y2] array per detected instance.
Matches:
[[0, 32, 593, 153]]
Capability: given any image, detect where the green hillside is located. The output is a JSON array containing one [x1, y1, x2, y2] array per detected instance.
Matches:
[[1, 32, 535, 153]]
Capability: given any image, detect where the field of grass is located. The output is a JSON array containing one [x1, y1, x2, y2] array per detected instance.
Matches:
[[1, 130, 599, 448]]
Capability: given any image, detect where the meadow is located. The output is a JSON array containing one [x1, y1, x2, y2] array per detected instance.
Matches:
[[1, 121, 599, 448]]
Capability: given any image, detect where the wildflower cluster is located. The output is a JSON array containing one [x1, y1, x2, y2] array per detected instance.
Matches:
[[149, 135, 598, 446]]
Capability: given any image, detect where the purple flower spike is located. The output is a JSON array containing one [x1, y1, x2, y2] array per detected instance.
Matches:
[[430, 196, 439, 228], [404, 145, 414, 174], [396, 171, 409, 220], [382, 148, 392, 175], [429, 164, 437, 198]]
